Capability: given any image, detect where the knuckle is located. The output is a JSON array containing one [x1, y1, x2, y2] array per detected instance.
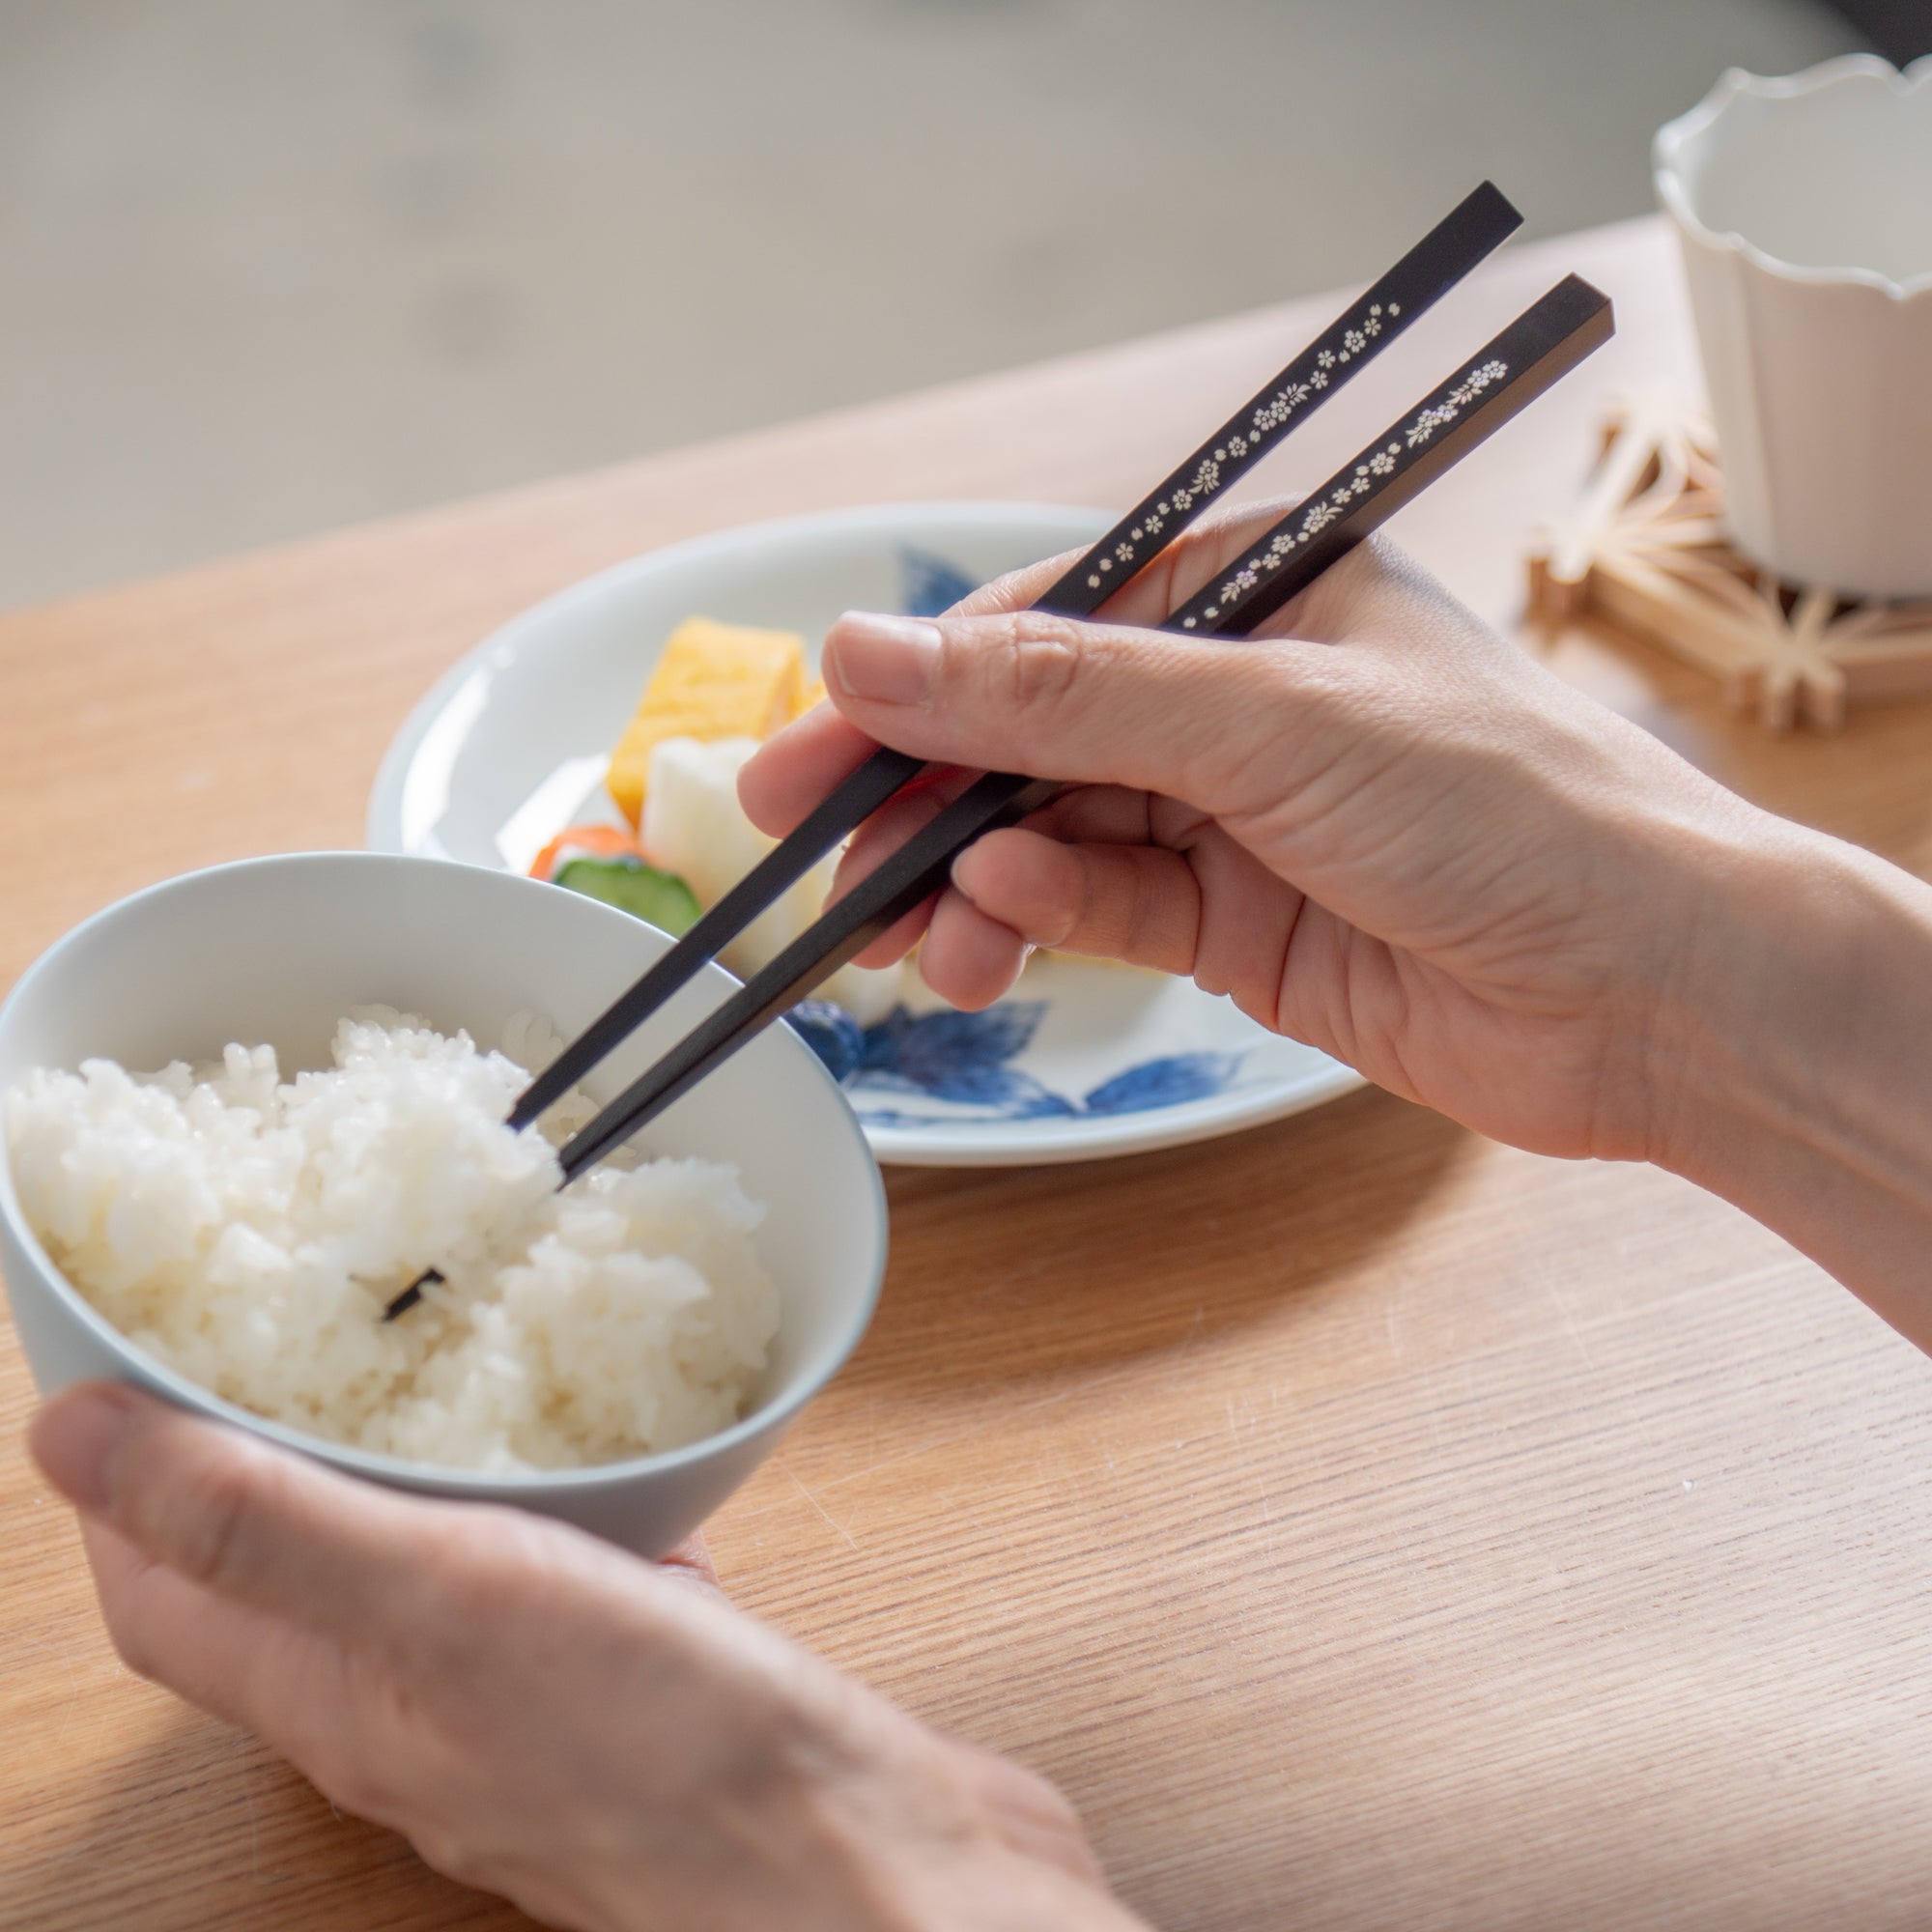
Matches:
[[398, 1546, 497, 1664], [99, 1596, 160, 1683], [305, 1741, 393, 1824], [987, 615, 1087, 713], [1280, 528, 1414, 639], [1350, 532, 1460, 635], [406, 1507, 561, 1662], [409, 1815, 494, 1892], [156, 1446, 263, 1593], [1355, 528, 1410, 582], [1018, 1763, 1088, 1839]]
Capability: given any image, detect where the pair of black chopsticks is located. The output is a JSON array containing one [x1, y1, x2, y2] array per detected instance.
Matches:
[[384, 181, 1611, 1320]]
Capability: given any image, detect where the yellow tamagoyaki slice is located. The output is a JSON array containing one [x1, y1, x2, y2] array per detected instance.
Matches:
[[607, 617, 804, 828]]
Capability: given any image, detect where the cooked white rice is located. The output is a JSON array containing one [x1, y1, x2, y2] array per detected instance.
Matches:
[[3, 1011, 780, 1473]]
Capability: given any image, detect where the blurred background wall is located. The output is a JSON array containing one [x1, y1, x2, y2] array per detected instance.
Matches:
[[0, 0, 1877, 610]]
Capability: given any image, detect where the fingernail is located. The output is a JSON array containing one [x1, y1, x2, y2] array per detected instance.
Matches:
[[31, 1384, 140, 1515], [827, 612, 942, 705]]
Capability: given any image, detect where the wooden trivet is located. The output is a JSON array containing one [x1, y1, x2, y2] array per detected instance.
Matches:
[[1526, 389, 1932, 732]]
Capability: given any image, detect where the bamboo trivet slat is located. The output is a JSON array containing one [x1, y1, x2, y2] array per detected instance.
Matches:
[[1527, 390, 1932, 732]]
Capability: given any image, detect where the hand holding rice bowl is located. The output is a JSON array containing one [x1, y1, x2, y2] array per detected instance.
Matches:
[[0, 854, 886, 1555]]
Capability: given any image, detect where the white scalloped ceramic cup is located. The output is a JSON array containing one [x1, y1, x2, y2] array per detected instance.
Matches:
[[1655, 56, 1932, 597]]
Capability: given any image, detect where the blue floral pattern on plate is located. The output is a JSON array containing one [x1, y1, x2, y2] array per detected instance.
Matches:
[[788, 1001, 1251, 1123], [899, 547, 980, 616]]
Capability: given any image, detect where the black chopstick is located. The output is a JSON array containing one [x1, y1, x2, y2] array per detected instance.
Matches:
[[503, 183, 1520, 1132], [1165, 272, 1612, 634], [1033, 179, 1521, 609], [384, 185, 1526, 1321], [537, 274, 1615, 1181]]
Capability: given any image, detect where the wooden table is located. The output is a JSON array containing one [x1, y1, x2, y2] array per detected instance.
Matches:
[[5, 215, 1932, 1931]]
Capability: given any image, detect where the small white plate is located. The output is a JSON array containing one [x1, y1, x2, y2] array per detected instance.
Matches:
[[367, 501, 1362, 1165]]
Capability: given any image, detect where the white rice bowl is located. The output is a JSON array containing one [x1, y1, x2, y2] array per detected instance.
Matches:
[[2, 1009, 779, 1474]]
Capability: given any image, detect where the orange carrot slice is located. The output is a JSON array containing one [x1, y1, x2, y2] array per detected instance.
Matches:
[[528, 822, 645, 881]]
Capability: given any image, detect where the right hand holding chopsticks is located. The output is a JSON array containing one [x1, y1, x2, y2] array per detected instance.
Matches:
[[746, 515, 1727, 1167], [746, 511, 1932, 1351]]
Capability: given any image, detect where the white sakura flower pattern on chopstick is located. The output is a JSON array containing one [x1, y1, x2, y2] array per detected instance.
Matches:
[[1179, 346, 1513, 630], [1095, 296, 1406, 590], [1406, 359, 1507, 447]]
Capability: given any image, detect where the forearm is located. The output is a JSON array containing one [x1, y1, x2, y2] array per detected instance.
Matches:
[[1651, 820, 1932, 1346]]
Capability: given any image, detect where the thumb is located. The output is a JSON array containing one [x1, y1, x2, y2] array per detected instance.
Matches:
[[820, 608, 1319, 812], [32, 1381, 440, 1628]]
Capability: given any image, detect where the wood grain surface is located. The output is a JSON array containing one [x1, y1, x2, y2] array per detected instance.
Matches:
[[4, 217, 1932, 1931]]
